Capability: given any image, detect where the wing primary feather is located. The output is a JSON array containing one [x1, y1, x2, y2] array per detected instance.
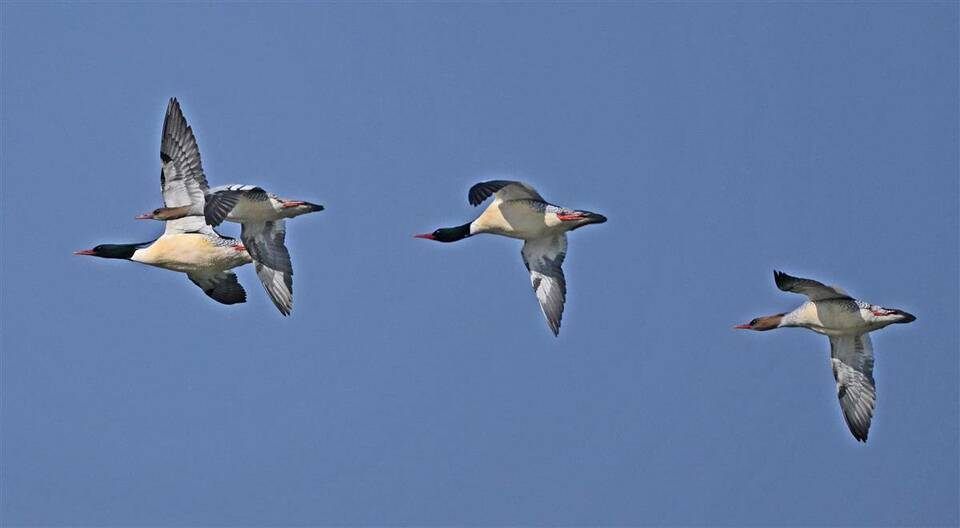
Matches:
[[187, 271, 247, 305], [241, 220, 295, 315], [829, 334, 876, 442], [521, 234, 568, 336], [255, 262, 293, 316], [468, 180, 514, 206], [774, 270, 852, 301]]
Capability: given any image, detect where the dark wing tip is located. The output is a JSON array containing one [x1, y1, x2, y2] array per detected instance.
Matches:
[[165, 98, 181, 120], [468, 180, 513, 206], [850, 424, 869, 443], [773, 270, 792, 291]]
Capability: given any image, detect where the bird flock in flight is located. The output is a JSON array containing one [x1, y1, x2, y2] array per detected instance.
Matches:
[[76, 99, 916, 443]]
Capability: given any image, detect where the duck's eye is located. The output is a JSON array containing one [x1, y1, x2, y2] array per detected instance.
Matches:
[[750, 319, 759, 326], [153, 209, 162, 215]]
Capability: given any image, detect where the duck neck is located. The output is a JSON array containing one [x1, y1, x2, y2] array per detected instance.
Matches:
[[98, 242, 148, 260], [436, 222, 473, 242]]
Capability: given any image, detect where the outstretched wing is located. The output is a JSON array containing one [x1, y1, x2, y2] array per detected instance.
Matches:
[[241, 220, 294, 315], [468, 180, 545, 206], [159, 98, 208, 214], [204, 184, 269, 227], [255, 262, 293, 316], [521, 234, 567, 336], [829, 333, 876, 442], [774, 270, 851, 301], [187, 270, 247, 305]]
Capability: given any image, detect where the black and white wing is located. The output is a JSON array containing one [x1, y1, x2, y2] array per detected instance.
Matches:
[[774, 270, 851, 301], [186, 270, 247, 305], [241, 220, 294, 316], [159, 98, 208, 215], [829, 333, 876, 442], [521, 234, 567, 336], [204, 184, 269, 227], [469, 180, 545, 206]]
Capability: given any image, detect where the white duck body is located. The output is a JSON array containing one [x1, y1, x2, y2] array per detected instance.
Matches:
[[131, 231, 250, 274], [782, 299, 906, 337], [471, 199, 570, 240]]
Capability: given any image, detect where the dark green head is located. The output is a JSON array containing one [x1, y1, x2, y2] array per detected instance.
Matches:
[[74, 242, 147, 260], [414, 223, 472, 243]]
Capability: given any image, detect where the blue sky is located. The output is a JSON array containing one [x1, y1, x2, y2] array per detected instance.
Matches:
[[1, 2, 957, 526]]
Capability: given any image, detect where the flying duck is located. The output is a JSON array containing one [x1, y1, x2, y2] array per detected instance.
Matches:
[[135, 101, 323, 315], [416, 180, 607, 336], [736, 270, 916, 442], [76, 99, 252, 305]]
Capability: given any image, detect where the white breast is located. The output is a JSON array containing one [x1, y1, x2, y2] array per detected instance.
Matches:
[[132, 234, 251, 273], [472, 201, 558, 240]]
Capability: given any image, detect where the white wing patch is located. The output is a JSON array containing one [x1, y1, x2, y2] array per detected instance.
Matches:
[[521, 234, 567, 336], [163, 215, 215, 236]]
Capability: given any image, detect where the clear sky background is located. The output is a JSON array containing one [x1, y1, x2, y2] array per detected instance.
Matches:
[[1, 2, 957, 526]]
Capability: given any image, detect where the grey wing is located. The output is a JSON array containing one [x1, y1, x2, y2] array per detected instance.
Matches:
[[241, 220, 294, 315], [255, 262, 293, 316], [469, 180, 545, 206], [774, 270, 851, 301], [204, 184, 268, 226], [160, 98, 208, 214], [187, 270, 247, 305], [829, 334, 876, 442], [521, 234, 567, 336]]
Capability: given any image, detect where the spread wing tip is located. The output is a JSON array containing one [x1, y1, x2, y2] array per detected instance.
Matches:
[[468, 180, 513, 206], [773, 270, 791, 290]]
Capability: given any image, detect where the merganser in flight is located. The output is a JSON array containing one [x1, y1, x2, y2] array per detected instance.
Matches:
[[416, 180, 606, 336], [135, 100, 323, 315], [736, 270, 916, 442], [76, 99, 252, 306]]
